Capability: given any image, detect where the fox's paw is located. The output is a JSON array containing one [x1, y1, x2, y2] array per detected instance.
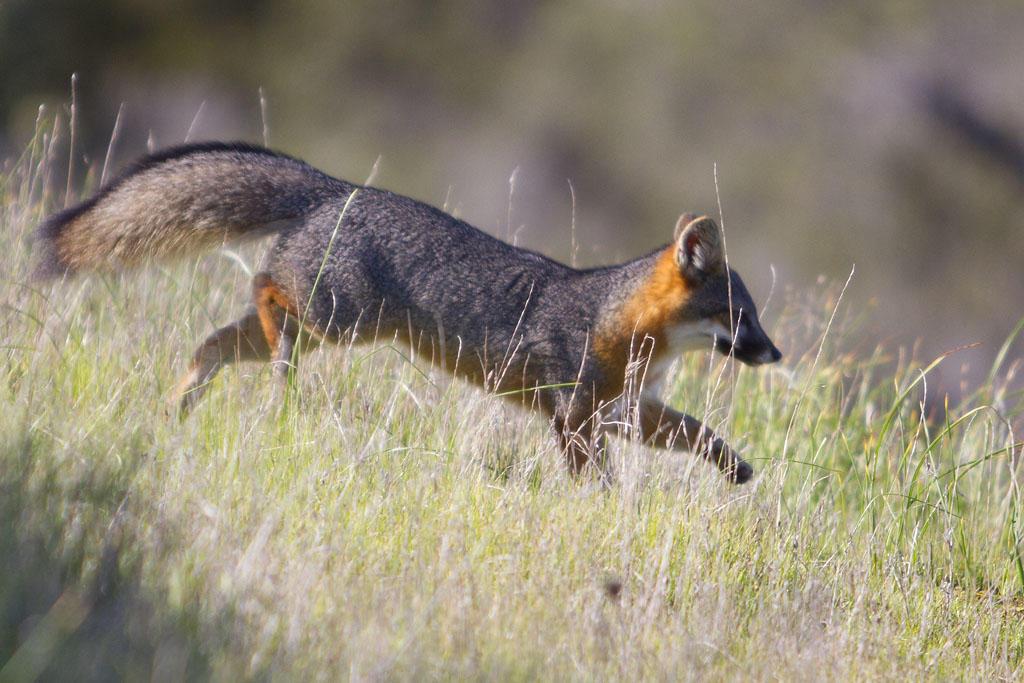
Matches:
[[730, 459, 754, 485], [710, 439, 754, 484]]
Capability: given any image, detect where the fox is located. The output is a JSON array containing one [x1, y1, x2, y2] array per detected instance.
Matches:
[[34, 142, 781, 483]]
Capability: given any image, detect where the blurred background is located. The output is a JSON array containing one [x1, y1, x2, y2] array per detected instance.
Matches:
[[2, 0, 1022, 406]]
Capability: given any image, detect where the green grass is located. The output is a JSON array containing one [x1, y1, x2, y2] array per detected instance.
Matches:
[[2, 128, 1023, 681]]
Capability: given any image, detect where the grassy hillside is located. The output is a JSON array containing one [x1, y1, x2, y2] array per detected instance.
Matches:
[[2, 133, 1023, 680]]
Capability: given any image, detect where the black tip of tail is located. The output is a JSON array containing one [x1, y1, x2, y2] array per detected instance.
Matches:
[[32, 216, 70, 280], [31, 198, 96, 280]]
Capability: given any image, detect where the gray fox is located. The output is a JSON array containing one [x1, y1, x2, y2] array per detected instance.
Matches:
[[34, 142, 781, 483]]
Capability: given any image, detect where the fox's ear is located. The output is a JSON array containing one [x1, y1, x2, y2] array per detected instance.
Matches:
[[674, 214, 724, 281], [673, 213, 699, 242]]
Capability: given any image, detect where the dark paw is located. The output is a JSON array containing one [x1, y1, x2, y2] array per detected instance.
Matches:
[[731, 460, 754, 485]]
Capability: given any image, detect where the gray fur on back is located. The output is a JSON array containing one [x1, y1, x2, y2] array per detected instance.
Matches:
[[268, 187, 661, 391]]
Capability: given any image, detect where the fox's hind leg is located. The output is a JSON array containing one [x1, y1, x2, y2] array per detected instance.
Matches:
[[174, 272, 309, 414], [174, 308, 271, 414], [252, 272, 309, 402]]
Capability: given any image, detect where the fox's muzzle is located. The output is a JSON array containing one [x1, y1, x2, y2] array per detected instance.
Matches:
[[715, 337, 782, 366]]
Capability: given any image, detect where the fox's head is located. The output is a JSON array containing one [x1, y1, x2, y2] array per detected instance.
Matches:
[[602, 214, 778, 374], [666, 214, 782, 366], [595, 214, 781, 382]]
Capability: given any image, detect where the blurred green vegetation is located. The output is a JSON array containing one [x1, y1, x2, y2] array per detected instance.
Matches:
[[2, 0, 1023, 400]]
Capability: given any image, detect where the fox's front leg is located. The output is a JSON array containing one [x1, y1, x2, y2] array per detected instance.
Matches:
[[552, 412, 601, 476], [637, 397, 753, 484]]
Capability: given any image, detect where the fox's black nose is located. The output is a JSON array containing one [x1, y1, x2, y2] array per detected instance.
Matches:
[[754, 343, 782, 365]]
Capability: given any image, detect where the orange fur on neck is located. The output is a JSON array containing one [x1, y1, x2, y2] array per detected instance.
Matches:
[[594, 246, 691, 392]]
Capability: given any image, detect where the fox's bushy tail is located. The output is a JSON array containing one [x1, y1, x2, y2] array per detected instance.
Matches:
[[34, 142, 350, 279]]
